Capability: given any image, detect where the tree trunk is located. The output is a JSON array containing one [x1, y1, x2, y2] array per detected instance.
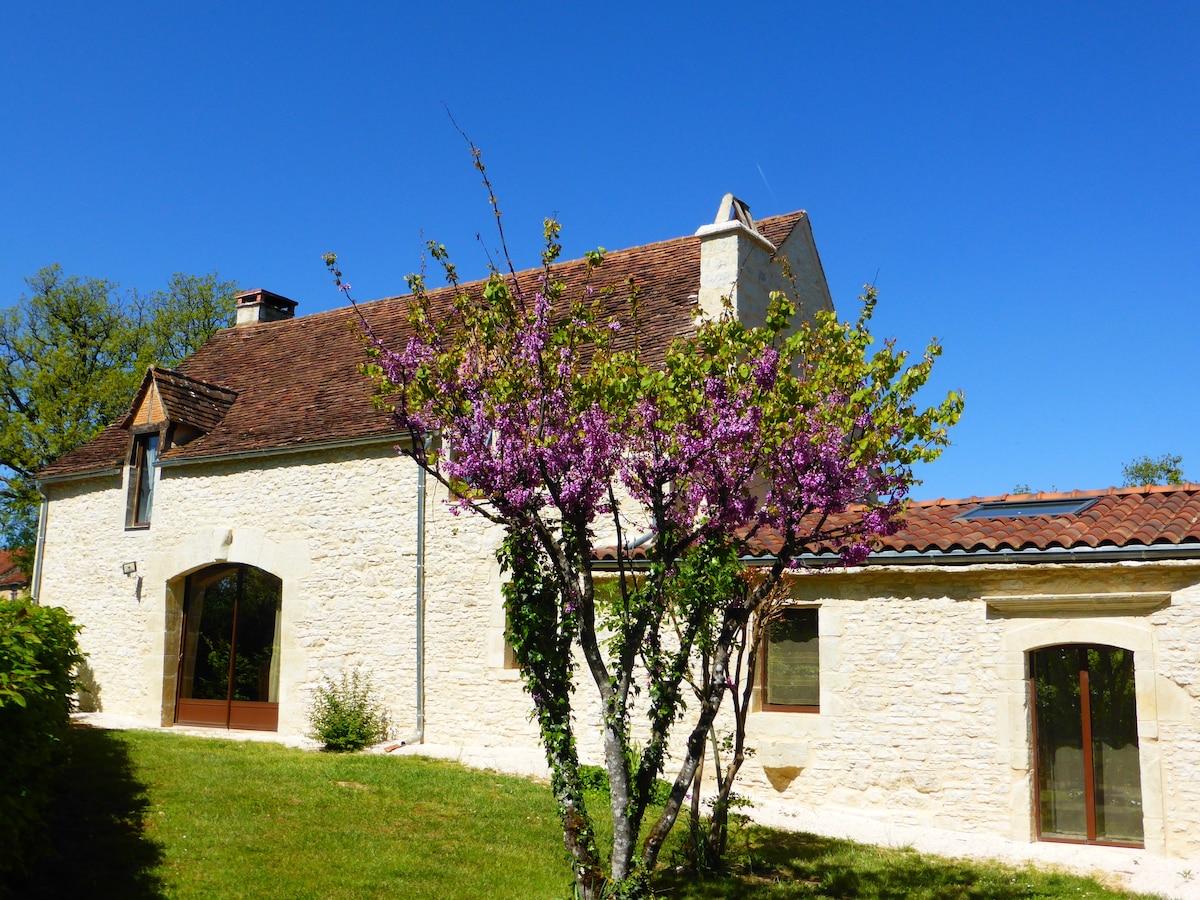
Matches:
[[562, 801, 606, 900], [705, 749, 743, 863], [639, 642, 732, 874], [606, 723, 637, 885]]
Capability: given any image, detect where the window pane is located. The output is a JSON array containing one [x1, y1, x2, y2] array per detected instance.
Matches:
[[232, 567, 283, 703], [1033, 646, 1088, 840], [1032, 644, 1144, 845], [766, 608, 819, 707], [1088, 647, 1143, 843], [133, 434, 158, 524], [178, 566, 283, 705], [179, 571, 239, 702]]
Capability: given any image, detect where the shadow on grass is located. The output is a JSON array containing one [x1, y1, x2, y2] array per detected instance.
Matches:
[[652, 825, 1130, 899], [17, 724, 165, 899]]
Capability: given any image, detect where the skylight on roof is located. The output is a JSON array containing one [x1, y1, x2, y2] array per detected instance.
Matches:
[[958, 498, 1098, 520]]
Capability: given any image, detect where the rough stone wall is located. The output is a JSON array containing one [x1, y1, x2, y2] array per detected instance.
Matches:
[[41, 471, 159, 717], [696, 216, 833, 331], [735, 562, 1200, 859], [739, 590, 1010, 832], [39, 444, 534, 745], [1150, 579, 1200, 858]]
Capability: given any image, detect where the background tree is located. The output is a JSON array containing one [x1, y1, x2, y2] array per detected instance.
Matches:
[[135, 272, 240, 368], [331, 180, 962, 894], [0, 266, 237, 560], [1121, 453, 1186, 487]]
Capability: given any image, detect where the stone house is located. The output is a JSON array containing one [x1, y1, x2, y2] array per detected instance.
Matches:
[[32, 200, 1200, 861], [0, 549, 29, 601]]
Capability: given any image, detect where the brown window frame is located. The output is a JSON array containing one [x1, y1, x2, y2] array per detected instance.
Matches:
[[1029, 644, 1144, 848], [760, 605, 820, 713], [126, 428, 161, 529]]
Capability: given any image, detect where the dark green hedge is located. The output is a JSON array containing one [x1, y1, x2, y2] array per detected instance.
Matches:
[[0, 600, 83, 884]]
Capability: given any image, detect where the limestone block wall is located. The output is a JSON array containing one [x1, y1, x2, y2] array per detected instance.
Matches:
[[736, 562, 1200, 859], [740, 589, 1011, 833], [696, 216, 833, 331], [1150, 579, 1200, 858], [38, 443, 533, 743], [39, 471, 160, 717]]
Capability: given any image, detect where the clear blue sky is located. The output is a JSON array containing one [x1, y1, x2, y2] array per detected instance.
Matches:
[[3, 2, 1197, 501]]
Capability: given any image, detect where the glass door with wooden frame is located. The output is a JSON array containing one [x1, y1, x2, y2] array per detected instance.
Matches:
[[175, 564, 282, 732], [1030, 644, 1143, 846]]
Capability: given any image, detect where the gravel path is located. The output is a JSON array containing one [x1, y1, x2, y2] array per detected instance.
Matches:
[[77, 713, 1200, 899]]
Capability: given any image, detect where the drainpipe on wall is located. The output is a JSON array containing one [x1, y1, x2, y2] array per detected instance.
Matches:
[[399, 436, 430, 746], [31, 487, 49, 603]]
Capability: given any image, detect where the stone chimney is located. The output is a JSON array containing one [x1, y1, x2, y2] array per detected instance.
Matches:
[[695, 194, 834, 329], [234, 289, 298, 326]]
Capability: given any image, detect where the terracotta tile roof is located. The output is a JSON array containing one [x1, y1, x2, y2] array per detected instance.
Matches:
[[594, 485, 1200, 563], [38, 425, 129, 480], [852, 485, 1200, 556], [0, 549, 27, 589], [36, 212, 807, 480]]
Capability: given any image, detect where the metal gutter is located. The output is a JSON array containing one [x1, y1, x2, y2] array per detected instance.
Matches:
[[591, 541, 1200, 571], [155, 433, 408, 469], [773, 542, 1200, 567], [35, 466, 123, 487], [31, 490, 49, 603], [36, 434, 409, 484]]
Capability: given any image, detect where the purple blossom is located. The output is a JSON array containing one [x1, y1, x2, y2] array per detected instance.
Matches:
[[367, 264, 929, 604]]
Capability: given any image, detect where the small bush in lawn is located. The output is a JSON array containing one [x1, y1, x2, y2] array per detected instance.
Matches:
[[308, 671, 392, 752]]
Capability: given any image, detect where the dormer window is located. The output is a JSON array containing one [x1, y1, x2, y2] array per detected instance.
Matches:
[[128, 432, 159, 527], [118, 366, 237, 531]]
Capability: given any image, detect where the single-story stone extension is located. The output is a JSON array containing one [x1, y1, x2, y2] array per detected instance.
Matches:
[[32, 199, 1200, 861]]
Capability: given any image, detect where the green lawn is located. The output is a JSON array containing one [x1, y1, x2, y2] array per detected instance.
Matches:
[[14, 725, 1166, 899]]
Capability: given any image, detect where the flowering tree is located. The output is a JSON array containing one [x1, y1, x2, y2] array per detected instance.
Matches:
[[327, 189, 961, 897]]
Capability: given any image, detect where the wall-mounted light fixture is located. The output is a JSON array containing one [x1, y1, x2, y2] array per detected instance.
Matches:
[[121, 561, 138, 576]]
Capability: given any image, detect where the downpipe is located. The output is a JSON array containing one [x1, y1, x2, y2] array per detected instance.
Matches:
[[398, 437, 430, 746], [31, 487, 49, 603]]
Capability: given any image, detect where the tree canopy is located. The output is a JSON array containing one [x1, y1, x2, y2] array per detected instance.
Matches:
[[332, 198, 963, 896], [1121, 453, 1186, 487], [0, 266, 237, 556]]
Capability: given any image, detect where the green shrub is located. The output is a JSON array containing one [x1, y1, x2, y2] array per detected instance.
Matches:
[[0, 600, 83, 884], [307, 671, 392, 752], [578, 763, 673, 805]]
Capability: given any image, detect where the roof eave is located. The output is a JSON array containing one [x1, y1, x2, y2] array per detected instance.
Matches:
[[36, 466, 124, 486], [591, 541, 1200, 571], [156, 432, 412, 469], [777, 542, 1200, 567]]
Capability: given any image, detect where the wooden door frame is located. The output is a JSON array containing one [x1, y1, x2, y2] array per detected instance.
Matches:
[[174, 564, 280, 732]]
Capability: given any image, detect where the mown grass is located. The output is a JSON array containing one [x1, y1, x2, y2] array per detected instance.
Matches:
[[12, 725, 1166, 899]]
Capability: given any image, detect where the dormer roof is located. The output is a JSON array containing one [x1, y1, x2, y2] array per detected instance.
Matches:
[[120, 366, 238, 433]]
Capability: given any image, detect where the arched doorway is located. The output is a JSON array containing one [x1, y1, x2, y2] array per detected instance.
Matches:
[[1030, 644, 1143, 846], [175, 564, 282, 731]]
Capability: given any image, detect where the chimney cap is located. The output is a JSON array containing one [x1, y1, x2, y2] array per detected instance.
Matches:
[[695, 193, 775, 251], [234, 289, 298, 326], [235, 288, 298, 313], [713, 193, 760, 233]]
